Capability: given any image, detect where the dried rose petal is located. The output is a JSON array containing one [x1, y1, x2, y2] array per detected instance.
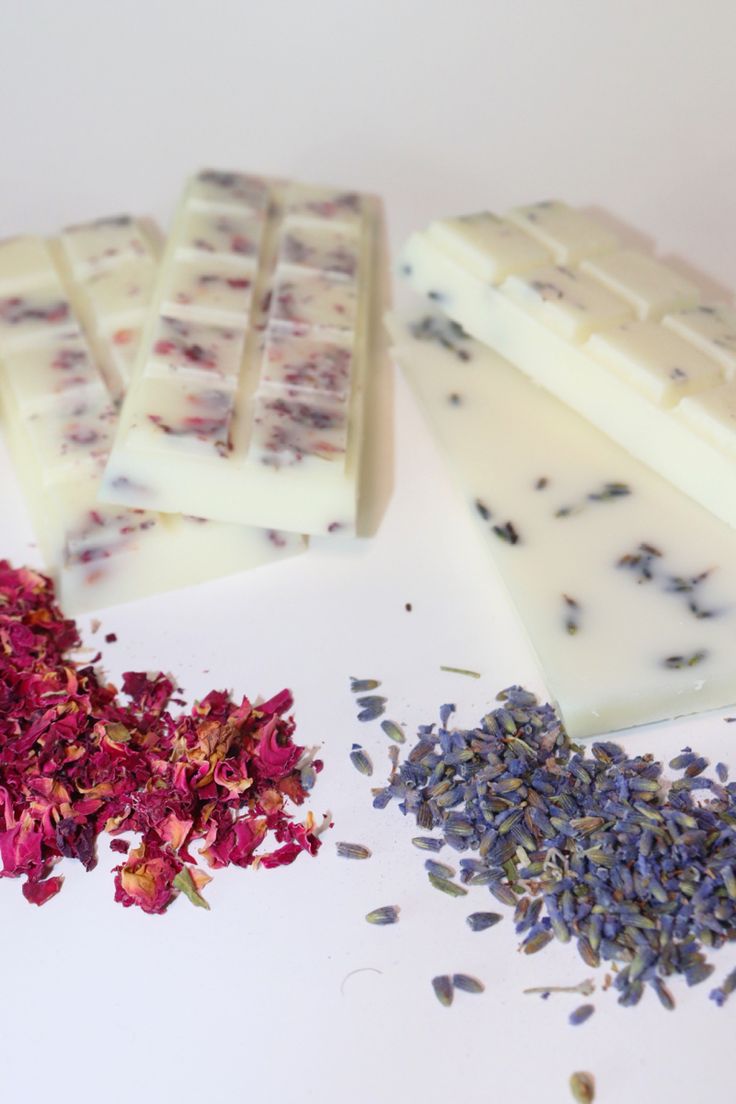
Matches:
[[0, 560, 322, 914], [22, 876, 64, 906]]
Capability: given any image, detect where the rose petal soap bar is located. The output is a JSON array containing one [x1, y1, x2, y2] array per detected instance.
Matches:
[[400, 202, 736, 530], [100, 170, 385, 536], [390, 307, 736, 738], [0, 220, 303, 613]]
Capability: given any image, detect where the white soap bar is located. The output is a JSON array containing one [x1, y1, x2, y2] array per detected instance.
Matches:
[[390, 307, 736, 738], [100, 170, 384, 536], [0, 222, 303, 613], [400, 200, 736, 530]]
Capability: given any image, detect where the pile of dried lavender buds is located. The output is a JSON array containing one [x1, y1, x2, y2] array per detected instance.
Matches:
[[366, 684, 736, 1009], [0, 561, 322, 913]]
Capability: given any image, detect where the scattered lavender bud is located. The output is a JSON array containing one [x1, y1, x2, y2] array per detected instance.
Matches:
[[569, 1003, 595, 1026]]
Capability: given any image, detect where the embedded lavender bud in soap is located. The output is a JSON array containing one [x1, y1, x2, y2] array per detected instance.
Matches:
[[400, 200, 736, 531], [391, 306, 736, 738]]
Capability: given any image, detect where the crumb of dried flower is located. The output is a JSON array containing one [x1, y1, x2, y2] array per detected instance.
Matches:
[[569, 1071, 595, 1103]]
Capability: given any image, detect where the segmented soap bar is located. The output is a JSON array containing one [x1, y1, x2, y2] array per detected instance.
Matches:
[[0, 220, 303, 613], [400, 202, 736, 529], [390, 307, 736, 737], [58, 214, 160, 400], [101, 170, 383, 536]]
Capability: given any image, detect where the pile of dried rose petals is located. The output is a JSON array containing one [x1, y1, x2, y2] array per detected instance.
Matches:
[[0, 561, 323, 913]]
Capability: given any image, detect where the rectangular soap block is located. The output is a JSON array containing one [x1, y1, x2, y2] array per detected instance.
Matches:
[[100, 169, 385, 537], [390, 306, 736, 738], [400, 201, 736, 530], [0, 221, 303, 613]]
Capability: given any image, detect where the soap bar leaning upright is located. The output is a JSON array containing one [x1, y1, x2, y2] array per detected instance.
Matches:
[[100, 170, 384, 536], [400, 202, 736, 530], [0, 219, 303, 613]]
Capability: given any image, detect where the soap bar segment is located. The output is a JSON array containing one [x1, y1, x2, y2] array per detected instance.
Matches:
[[664, 304, 736, 378], [390, 306, 736, 737], [502, 265, 633, 342], [400, 202, 736, 530], [506, 201, 618, 263], [101, 169, 384, 535], [677, 382, 736, 457], [0, 224, 303, 613], [587, 322, 723, 407], [260, 326, 352, 399], [0, 285, 77, 352], [0, 237, 59, 294], [56, 216, 160, 399], [3, 336, 105, 412], [61, 215, 153, 277], [427, 213, 551, 282], [581, 249, 699, 321]]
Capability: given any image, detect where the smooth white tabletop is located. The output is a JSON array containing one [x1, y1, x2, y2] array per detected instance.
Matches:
[[1, 3, 736, 1103]]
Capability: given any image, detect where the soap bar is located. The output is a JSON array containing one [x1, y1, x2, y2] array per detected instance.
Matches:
[[0, 221, 303, 613], [101, 170, 384, 536], [390, 307, 736, 738], [401, 202, 736, 529]]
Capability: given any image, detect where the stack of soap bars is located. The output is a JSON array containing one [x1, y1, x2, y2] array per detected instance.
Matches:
[[0, 171, 384, 612], [394, 201, 736, 736]]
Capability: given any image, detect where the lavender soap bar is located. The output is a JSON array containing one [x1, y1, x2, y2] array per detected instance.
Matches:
[[390, 307, 736, 738], [0, 220, 303, 613], [400, 202, 736, 530], [101, 170, 384, 536]]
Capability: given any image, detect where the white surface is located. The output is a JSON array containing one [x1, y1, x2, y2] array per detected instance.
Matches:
[[1, 3, 736, 1103]]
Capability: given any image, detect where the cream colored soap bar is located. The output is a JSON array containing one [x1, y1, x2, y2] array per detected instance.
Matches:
[[0, 221, 303, 613], [100, 170, 384, 536], [390, 307, 736, 738], [402, 202, 736, 529]]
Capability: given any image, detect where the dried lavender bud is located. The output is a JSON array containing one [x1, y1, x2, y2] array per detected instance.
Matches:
[[452, 973, 484, 994], [428, 873, 468, 897], [381, 719, 406, 744], [356, 695, 388, 721], [411, 836, 444, 852], [431, 975, 453, 1006], [466, 911, 503, 932], [349, 744, 373, 776], [336, 842, 371, 860], [369, 684, 736, 1011], [365, 905, 399, 925], [350, 677, 381, 693], [568, 1003, 595, 1026]]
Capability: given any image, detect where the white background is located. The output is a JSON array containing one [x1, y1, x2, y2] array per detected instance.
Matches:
[[1, 2, 736, 1102]]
